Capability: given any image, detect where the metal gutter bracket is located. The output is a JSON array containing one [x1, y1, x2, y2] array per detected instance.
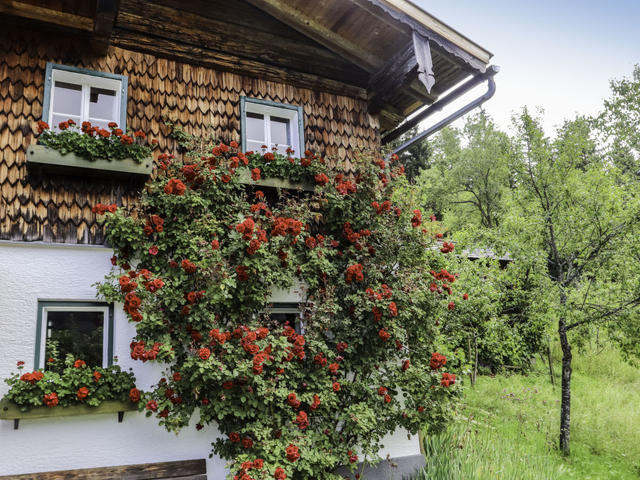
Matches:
[[383, 65, 499, 156]]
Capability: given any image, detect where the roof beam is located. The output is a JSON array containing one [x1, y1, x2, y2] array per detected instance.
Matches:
[[244, 0, 383, 72], [93, 0, 120, 52], [0, 0, 93, 31]]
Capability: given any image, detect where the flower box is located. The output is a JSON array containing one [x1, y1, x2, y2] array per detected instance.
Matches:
[[236, 167, 313, 192], [27, 144, 153, 177], [0, 398, 138, 429]]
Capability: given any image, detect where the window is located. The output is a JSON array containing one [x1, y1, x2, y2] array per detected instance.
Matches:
[[42, 63, 128, 131], [34, 301, 114, 370], [261, 302, 304, 335], [241, 97, 304, 156]]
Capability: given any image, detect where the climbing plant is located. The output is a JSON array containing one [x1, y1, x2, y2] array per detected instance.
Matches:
[[96, 141, 462, 480]]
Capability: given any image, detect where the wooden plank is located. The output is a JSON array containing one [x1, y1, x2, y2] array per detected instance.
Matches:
[[245, 0, 382, 72], [115, 1, 368, 86], [367, 41, 417, 114], [93, 0, 119, 52], [0, 398, 136, 420], [0, 0, 94, 31], [111, 28, 368, 100], [0, 459, 207, 480]]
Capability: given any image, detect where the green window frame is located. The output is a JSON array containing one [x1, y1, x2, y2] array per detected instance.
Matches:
[[34, 301, 115, 370], [42, 62, 128, 130], [240, 96, 305, 157]]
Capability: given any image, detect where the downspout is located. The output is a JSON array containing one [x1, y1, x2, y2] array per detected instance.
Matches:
[[382, 65, 499, 156]]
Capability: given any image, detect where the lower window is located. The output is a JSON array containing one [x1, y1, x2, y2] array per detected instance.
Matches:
[[35, 301, 114, 369]]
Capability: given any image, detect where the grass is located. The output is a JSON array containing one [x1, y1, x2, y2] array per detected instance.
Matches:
[[409, 341, 640, 479]]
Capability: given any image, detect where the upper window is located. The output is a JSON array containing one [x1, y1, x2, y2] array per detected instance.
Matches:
[[42, 63, 128, 131], [35, 301, 114, 370], [241, 97, 304, 157]]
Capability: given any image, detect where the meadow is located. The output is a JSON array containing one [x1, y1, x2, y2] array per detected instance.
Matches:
[[410, 342, 640, 479]]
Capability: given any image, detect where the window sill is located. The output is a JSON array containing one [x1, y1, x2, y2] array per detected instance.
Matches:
[[237, 167, 314, 192], [27, 144, 153, 177], [0, 398, 137, 429]]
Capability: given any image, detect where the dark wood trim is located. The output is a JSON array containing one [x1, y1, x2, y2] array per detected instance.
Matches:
[[0, 459, 207, 480], [245, 0, 383, 72], [367, 41, 416, 114], [111, 28, 368, 100], [0, 0, 94, 31], [93, 0, 120, 52]]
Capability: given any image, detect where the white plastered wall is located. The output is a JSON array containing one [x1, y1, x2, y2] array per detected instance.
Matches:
[[0, 241, 419, 476]]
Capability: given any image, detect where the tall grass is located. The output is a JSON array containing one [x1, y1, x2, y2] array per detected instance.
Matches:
[[407, 341, 640, 480]]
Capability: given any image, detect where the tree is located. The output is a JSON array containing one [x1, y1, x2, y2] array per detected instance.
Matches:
[[596, 65, 640, 177], [388, 126, 432, 182], [506, 109, 640, 454], [418, 110, 513, 230]]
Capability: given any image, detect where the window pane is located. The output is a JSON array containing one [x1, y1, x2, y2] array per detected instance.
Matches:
[[270, 116, 290, 146], [247, 140, 265, 153], [87, 118, 111, 131], [45, 310, 104, 368], [52, 114, 81, 130], [89, 87, 117, 122], [52, 81, 82, 116], [246, 112, 265, 142]]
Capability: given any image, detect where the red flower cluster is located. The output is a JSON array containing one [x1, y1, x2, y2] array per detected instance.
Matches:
[[430, 352, 447, 370], [294, 410, 309, 430], [388, 301, 398, 317], [73, 359, 86, 368], [124, 291, 142, 321], [286, 444, 300, 462], [314, 173, 329, 186], [92, 203, 117, 215], [274, 467, 287, 479], [129, 387, 141, 403], [77, 386, 89, 400], [271, 217, 302, 237], [345, 264, 364, 284], [36, 120, 49, 133], [157, 153, 175, 170], [313, 352, 327, 367], [335, 174, 357, 195], [402, 359, 410, 371], [310, 394, 321, 411], [371, 200, 391, 215], [411, 209, 422, 227], [181, 259, 197, 274], [164, 178, 187, 195], [441, 372, 456, 387], [144, 214, 164, 235], [440, 241, 455, 254], [198, 347, 211, 360], [43, 392, 59, 408], [378, 329, 390, 342], [20, 371, 44, 384], [251, 168, 261, 181], [130, 340, 161, 362], [236, 265, 249, 281]]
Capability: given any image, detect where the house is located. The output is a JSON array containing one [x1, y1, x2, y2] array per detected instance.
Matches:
[[0, 1, 494, 478]]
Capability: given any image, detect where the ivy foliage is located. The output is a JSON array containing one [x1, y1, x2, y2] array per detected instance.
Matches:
[[97, 143, 461, 480]]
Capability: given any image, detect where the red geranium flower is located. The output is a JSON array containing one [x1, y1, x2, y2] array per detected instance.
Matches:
[[332, 382, 341, 392], [43, 392, 59, 408], [274, 467, 287, 479], [441, 372, 456, 387], [285, 444, 300, 462], [77, 387, 89, 400], [198, 348, 211, 360], [129, 388, 141, 403], [251, 168, 261, 181], [93, 371, 102, 382], [148, 245, 159, 256], [73, 359, 86, 368], [242, 437, 254, 449]]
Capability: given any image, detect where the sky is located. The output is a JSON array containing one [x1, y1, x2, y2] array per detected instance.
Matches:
[[412, 0, 640, 135]]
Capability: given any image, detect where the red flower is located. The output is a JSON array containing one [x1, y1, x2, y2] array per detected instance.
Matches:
[[328, 363, 339, 374], [448, 301, 455, 311], [229, 432, 241, 443], [148, 245, 159, 256], [378, 329, 390, 342], [251, 168, 261, 181], [441, 372, 456, 387], [43, 392, 59, 408], [93, 371, 102, 382], [285, 444, 300, 462], [430, 352, 447, 370], [463, 293, 469, 300], [402, 359, 410, 371], [20, 371, 44, 384], [305, 236, 317, 249], [77, 387, 89, 400], [36, 120, 49, 133], [274, 467, 287, 479], [146, 400, 158, 411], [129, 388, 141, 403], [211, 239, 220, 250], [108, 121, 118, 129], [164, 178, 187, 195], [345, 264, 364, 284], [263, 152, 275, 162], [314, 173, 329, 186], [73, 359, 86, 368], [181, 259, 197, 274], [411, 209, 422, 227], [388, 302, 398, 317], [332, 382, 341, 392], [336, 342, 348, 352], [198, 348, 211, 360], [384, 394, 391, 404], [242, 437, 254, 449], [236, 265, 249, 282]]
